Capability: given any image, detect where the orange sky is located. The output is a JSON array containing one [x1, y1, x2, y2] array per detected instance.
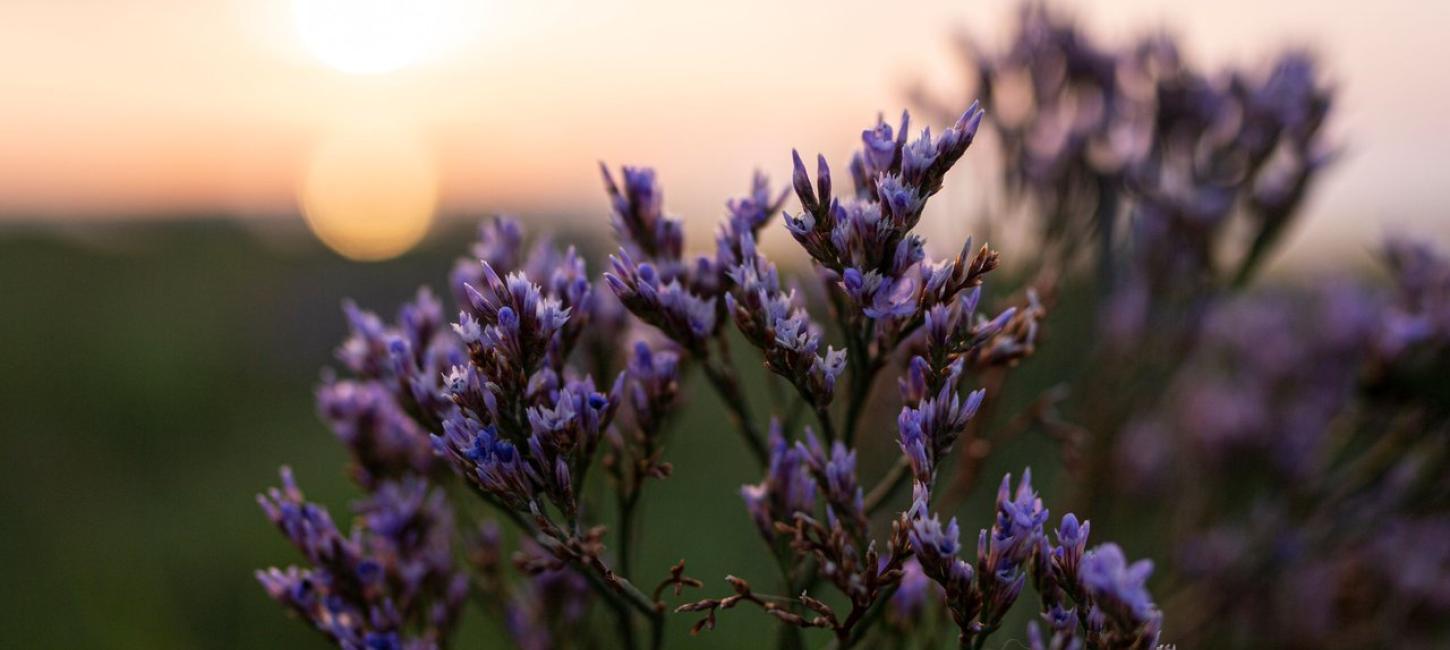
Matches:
[[2, 0, 1448, 262]]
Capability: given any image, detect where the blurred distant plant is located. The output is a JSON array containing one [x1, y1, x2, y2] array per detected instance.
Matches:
[[907, 2, 1450, 648], [912, 3, 1343, 526], [1110, 240, 1450, 647]]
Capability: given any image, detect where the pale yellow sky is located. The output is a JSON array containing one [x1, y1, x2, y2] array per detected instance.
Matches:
[[1, 0, 1447, 262]]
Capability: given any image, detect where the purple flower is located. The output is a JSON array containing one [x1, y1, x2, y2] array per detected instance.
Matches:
[[908, 505, 980, 633], [435, 416, 536, 511], [625, 341, 681, 437], [724, 232, 846, 408], [256, 469, 465, 648], [715, 171, 788, 273], [887, 558, 940, 629], [601, 164, 683, 263], [896, 358, 985, 484], [740, 422, 817, 541], [1080, 543, 1160, 636], [606, 250, 719, 352], [797, 428, 866, 534], [1053, 513, 1091, 584], [316, 380, 437, 487]]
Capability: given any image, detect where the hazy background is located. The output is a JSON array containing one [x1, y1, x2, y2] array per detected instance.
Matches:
[[3, 0, 1449, 260], [1, 0, 1448, 648]]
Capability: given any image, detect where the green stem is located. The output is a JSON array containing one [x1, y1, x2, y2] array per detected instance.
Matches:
[[649, 615, 665, 650], [814, 404, 839, 443], [617, 488, 641, 581]]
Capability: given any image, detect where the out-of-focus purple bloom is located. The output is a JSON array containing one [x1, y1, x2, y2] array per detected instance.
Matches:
[[715, 171, 789, 273], [505, 541, 594, 650], [451, 216, 525, 309], [625, 341, 680, 439], [1104, 243, 1450, 647], [602, 164, 684, 263], [317, 380, 438, 488], [1118, 285, 1376, 486], [886, 558, 940, 630], [797, 428, 866, 536], [740, 422, 817, 541], [1378, 238, 1450, 359], [256, 469, 464, 649], [1080, 543, 1161, 644], [1026, 616, 1083, 650]]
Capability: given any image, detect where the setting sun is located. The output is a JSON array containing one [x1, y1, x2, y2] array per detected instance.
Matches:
[[299, 119, 437, 261], [292, 0, 466, 74]]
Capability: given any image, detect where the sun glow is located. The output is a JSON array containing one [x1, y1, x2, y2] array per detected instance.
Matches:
[[299, 120, 437, 261], [292, 0, 468, 74]]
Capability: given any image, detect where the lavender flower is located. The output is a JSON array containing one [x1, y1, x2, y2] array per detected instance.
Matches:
[[317, 380, 439, 487], [1094, 240, 1450, 648], [460, 262, 571, 380], [1026, 616, 1083, 650], [256, 469, 466, 649], [715, 171, 789, 273], [451, 217, 525, 307], [784, 104, 984, 326], [886, 558, 940, 631], [797, 428, 867, 537], [624, 341, 681, 442], [909, 509, 981, 635], [897, 357, 986, 484], [1079, 544, 1161, 646], [904, 469, 1149, 648], [724, 233, 846, 408], [740, 422, 817, 541], [498, 540, 593, 650], [972, 470, 1048, 633], [606, 251, 719, 352], [602, 164, 684, 264]]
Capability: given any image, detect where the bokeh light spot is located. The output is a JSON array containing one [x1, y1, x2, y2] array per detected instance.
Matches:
[[299, 122, 437, 261]]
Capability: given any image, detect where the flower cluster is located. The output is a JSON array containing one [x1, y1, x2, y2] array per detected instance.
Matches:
[[261, 214, 700, 650], [908, 470, 1160, 648], [256, 79, 1144, 650], [256, 469, 468, 649], [317, 379, 440, 488], [439, 264, 628, 529], [335, 288, 459, 442], [739, 421, 818, 542], [602, 166, 728, 353], [724, 232, 846, 410], [783, 105, 987, 338], [674, 106, 1125, 650]]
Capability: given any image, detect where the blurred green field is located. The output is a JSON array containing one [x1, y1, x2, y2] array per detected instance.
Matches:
[[0, 220, 1095, 649]]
